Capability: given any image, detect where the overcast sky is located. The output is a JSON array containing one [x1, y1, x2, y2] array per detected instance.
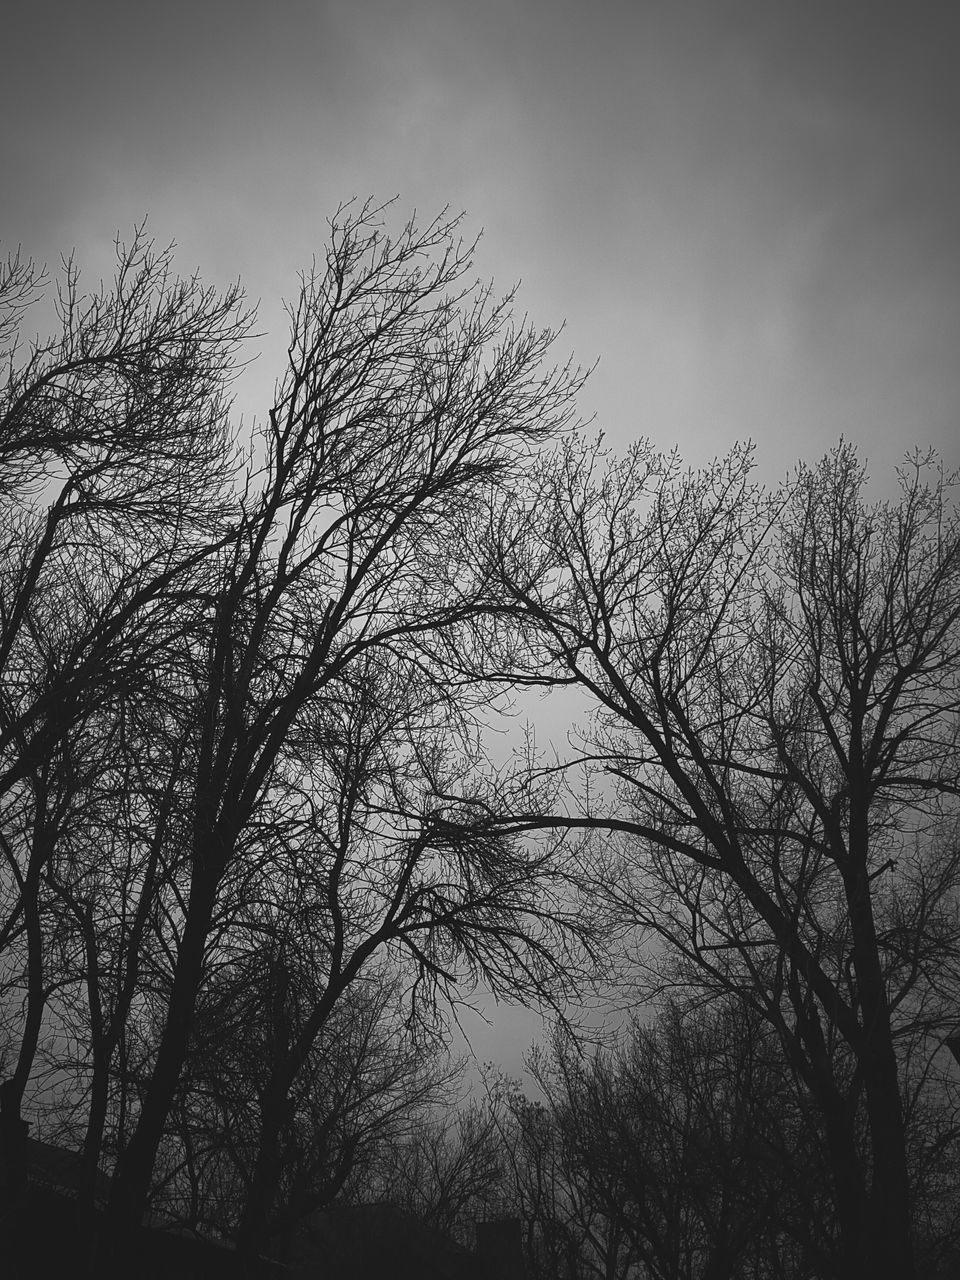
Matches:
[[4, 0, 958, 1071], [4, 0, 958, 484]]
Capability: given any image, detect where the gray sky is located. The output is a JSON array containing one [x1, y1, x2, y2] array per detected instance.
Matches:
[[4, 0, 959, 1072], [4, 0, 958, 480]]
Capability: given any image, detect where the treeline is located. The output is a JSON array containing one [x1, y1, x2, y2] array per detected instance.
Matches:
[[0, 205, 959, 1280], [369, 989, 960, 1280]]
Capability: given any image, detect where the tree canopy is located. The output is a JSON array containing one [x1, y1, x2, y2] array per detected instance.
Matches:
[[1, 210, 959, 1280]]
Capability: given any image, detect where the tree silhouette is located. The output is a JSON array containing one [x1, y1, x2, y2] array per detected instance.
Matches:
[[484, 441, 960, 1280], [0, 205, 593, 1273]]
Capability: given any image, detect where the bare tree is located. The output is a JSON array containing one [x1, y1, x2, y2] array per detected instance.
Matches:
[[218, 635, 593, 1264], [15, 688, 202, 1204], [71, 203, 587, 1265], [492, 1071, 625, 1280], [369, 1096, 505, 1244], [152, 960, 454, 1243], [523, 999, 827, 1280], [0, 231, 250, 1138], [0, 205, 590, 1276], [483, 442, 960, 1280]]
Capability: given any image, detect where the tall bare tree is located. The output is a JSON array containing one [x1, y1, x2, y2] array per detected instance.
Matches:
[[0, 231, 250, 1129], [484, 442, 960, 1279], [1, 205, 591, 1276], [75, 204, 586, 1262]]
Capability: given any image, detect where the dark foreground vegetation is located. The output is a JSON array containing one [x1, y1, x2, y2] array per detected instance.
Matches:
[[0, 204, 959, 1279]]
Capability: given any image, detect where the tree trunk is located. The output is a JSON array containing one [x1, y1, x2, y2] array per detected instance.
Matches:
[[235, 1078, 294, 1274], [79, 902, 108, 1208], [9, 798, 54, 1111], [80, 1050, 109, 1201], [101, 868, 218, 1264], [818, 1092, 870, 1280], [845, 850, 913, 1280]]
